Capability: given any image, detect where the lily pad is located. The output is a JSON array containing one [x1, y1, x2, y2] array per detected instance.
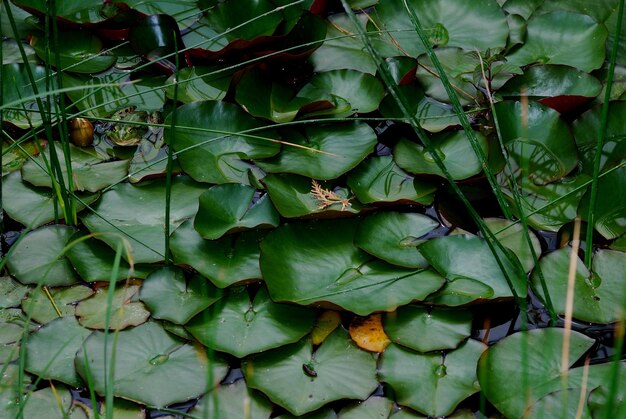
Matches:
[[63, 70, 166, 118], [531, 247, 626, 323], [81, 177, 206, 263], [2, 63, 56, 128], [579, 170, 626, 240], [235, 68, 351, 123], [186, 286, 316, 357], [25, 316, 91, 386], [30, 30, 116, 73], [21, 385, 87, 419], [21, 285, 94, 324], [419, 235, 527, 305], [483, 218, 542, 273], [76, 285, 150, 330], [346, 156, 436, 205], [6, 225, 79, 286], [414, 48, 480, 106], [190, 379, 273, 419], [311, 311, 342, 345], [370, 0, 509, 56], [75, 322, 228, 408], [355, 212, 439, 268], [264, 174, 360, 217], [201, 0, 284, 41], [165, 101, 279, 184], [338, 396, 394, 418], [260, 220, 446, 315], [66, 233, 154, 283], [477, 328, 595, 418], [394, 131, 488, 180], [500, 172, 590, 232], [257, 122, 377, 180], [170, 220, 263, 288], [0, 277, 30, 308], [309, 13, 377, 74], [165, 66, 231, 103], [379, 85, 462, 133], [379, 339, 486, 417], [505, 11, 607, 72], [194, 184, 280, 240], [348, 314, 391, 353], [140, 267, 223, 325], [21, 144, 129, 193], [1, 171, 98, 228], [296, 69, 384, 116], [573, 101, 626, 174], [499, 65, 602, 107], [243, 328, 378, 416], [494, 100, 578, 185], [383, 306, 472, 352]]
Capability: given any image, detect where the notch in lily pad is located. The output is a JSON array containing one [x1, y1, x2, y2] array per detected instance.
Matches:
[[186, 286, 315, 358], [194, 183, 280, 240]]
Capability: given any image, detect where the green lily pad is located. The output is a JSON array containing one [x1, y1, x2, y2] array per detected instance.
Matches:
[[66, 233, 154, 282], [194, 184, 280, 240], [21, 385, 87, 419], [494, 100, 578, 185], [165, 66, 231, 103], [260, 220, 445, 315], [478, 328, 595, 418], [1, 171, 98, 228], [244, 328, 378, 416], [25, 316, 91, 386], [186, 286, 316, 358], [379, 85, 463, 133], [275, 408, 337, 419], [165, 101, 279, 184], [201, 0, 284, 41], [21, 144, 129, 193], [525, 389, 591, 419], [531, 247, 626, 323], [534, 0, 617, 22], [76, 285, 150, 330], [505, 11, 607, 72], [414, 48, 479, 106], [140, 267, 223, 325], [500, 172, 590, 232], [63, 70, 166, 118], [30, 30, 116, 73], [2, 63, 56, 128], [190, 379, 273, 419], [264, 174, 360, 218], [21, 285, 94, 325], [0, 277, 29, 308], [370, 0, 509, 56], [419, 235, 527, 305], [0, 314, 25, 363], [7, 225, 79, 286], [484, 218, 542, 273], [297, 69, 384, 116], [75, 322, 228, 408], [310, 13, 377, 74], [11, 0, 105, 24], [573, 102, 626, 174], [338, 396, 394, 418], [81, 177, 206, 263], [383, 306, 472, 352], [579, 170, 626, 240], [606, 5, 626, 66], [257, 122, 377, 180], [612, 234, 626, 252], [170, 220, 263, 288], [499, 65, 602, 101], [235, 68, 351, 123], [346, 156, 436, 205], [394, 131, 488, 180], [67, 232, 155, 282], [380, 339, 486, 417], [355, 212, 439, 268]]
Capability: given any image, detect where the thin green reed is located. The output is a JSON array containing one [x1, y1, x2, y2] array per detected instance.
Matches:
[[585, 0, 624, 269]]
